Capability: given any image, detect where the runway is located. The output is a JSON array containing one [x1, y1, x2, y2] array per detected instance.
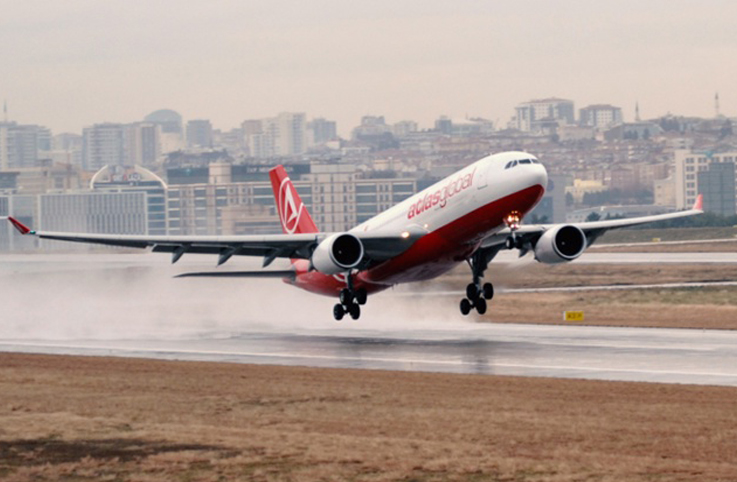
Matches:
[[2, 252, 737, 387], [3, 324, 737, 387]]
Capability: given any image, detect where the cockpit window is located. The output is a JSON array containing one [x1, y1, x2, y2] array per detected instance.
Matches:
[[505, 159, 531, 169]]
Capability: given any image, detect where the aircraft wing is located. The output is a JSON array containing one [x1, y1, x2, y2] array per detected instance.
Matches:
[[6, 217, 422, 267], [480, 195, 704, 250]]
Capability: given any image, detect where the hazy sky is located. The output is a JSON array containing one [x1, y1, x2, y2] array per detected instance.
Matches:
[[1, 0, 735, 136]]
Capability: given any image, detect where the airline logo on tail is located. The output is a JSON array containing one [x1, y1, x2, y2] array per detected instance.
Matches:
[[278, 178, 304, 234], [269, 165, 319, 235]]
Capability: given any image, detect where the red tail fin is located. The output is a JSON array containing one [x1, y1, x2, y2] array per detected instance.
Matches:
[[269, 165, 319, 234]]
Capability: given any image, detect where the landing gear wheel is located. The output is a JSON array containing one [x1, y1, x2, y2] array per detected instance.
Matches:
[[460, 298, 472, 316], [333, 303, 345, 321], [466, 283, 480, 301], [348, 303, 361, 320], [505, 236, 515, 250], [482, 282, 494, 300], [355, 288, 367, 306], [475, 297, 487, 315], [339, 288, 352, 305]]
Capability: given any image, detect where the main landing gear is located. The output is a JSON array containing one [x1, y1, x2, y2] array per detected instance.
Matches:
[[460, 281, 494, 315], [333, 274, 367, 321], [460, 248, 496, 316]]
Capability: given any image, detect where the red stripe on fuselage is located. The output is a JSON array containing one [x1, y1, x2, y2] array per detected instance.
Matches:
[[286, 184, 545, 297]]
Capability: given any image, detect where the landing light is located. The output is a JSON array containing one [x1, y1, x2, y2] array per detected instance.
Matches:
[[504, 211, 522, 230], [401, 231, 411, 239]]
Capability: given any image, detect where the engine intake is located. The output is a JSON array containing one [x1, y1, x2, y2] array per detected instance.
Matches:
[[311, 233, 365, 274], [534, 225, 587, 264]]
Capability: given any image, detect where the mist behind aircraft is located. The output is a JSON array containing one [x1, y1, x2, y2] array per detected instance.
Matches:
[[0, 253, 473, 341]]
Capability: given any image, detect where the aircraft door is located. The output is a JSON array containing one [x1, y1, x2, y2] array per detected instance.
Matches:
[[476, 163, 489, 190]]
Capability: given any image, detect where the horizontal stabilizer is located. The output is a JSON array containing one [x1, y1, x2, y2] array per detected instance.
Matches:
[[175, 270, 295, 279]]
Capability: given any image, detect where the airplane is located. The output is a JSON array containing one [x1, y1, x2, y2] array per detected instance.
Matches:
[[7, 151, 703, 320]]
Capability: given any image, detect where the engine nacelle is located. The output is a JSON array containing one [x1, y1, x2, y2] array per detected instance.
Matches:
[[534, 225, 587, 264], [311, 233, 365, 274]]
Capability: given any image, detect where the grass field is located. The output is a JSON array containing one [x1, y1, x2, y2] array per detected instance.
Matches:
[[411, 262, 737, 329], [597, 226, 737, 244], [2, 353, 737, 481]]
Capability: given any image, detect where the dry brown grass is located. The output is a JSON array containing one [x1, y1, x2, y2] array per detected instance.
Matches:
[[434, 263, 737, 290], [597, 227, 737, 244], [2, 353, 737, 481], [410, 263, 737, 329], [592, 240, 737, 253]]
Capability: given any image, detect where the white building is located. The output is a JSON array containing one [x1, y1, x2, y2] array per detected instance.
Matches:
[[674, 149, 737, 210], [515, 98, 575, 132], [82, 123, 126, 171], [248, 112, 307, 158], [579, 104, 623, 129], [392, 120, 419, 138], [0, 122, 51, 169], [126, 123, 160, 167]]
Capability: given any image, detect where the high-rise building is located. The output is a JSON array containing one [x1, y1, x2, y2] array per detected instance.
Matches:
[[392, 120, 418, 138], [83, 123, 162, 170], [698, 162, 736, 216], [144, 109, 183, 153], [674, 149, 737, 211], [247, 113, 307, 158], [49, 133, 83, 166], [186, 119, 213, 148], [0, 122, 51, 169], [352, 116, 391, 138], [433, 117, 493, 136], [91, 165, 168, 235], [126, 123, 160, 167], [515, 98, 575, 132], [308, 118, 338, 144], [38, 192, 148, 250], [579, 104, 623, 129], [82, 123, 126, 170]]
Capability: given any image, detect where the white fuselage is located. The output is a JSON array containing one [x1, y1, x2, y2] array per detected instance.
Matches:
[[353, 151, 548, 239]]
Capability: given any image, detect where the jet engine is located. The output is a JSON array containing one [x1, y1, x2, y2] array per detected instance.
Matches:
[[534, 225, 587, 264], [311, 233, 365, 274]]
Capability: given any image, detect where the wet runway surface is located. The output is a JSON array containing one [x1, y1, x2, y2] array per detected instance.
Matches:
[[3, 324, 737, 386], [2, 253, 737, 387]]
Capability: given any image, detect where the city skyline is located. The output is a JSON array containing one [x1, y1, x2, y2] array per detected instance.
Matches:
[[2, 1, 736, 136]]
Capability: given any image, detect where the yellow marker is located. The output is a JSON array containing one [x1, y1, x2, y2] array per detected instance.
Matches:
[[564, 311, 585, 322], [652, 237, 661, 243]]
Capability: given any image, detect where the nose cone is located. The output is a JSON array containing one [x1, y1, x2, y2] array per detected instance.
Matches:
[[533, 163, 548, 191]]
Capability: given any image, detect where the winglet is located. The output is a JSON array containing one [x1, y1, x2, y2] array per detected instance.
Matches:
[[8, 216, 33, 235], [693, 194, 703, 211]]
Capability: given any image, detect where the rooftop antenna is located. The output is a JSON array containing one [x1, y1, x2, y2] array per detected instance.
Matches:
[[635, 101, 641, 122], [3, 100, 7, 123]]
